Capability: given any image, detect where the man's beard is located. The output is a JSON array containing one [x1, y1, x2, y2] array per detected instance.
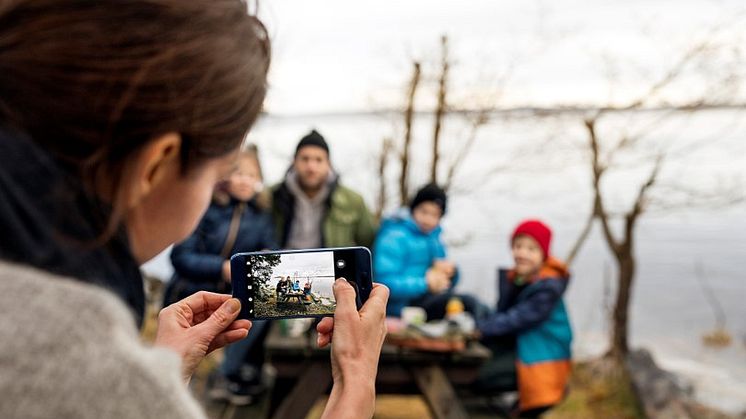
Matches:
[[298, 176, 324, 192]]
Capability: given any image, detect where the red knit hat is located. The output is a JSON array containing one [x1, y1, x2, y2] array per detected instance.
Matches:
[[511, 219, 552, 260]]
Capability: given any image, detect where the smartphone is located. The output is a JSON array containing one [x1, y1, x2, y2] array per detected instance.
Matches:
[[231, 246, 373, 320]]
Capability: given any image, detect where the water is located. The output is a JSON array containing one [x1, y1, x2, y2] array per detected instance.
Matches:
[[142, 109, 746, 413]]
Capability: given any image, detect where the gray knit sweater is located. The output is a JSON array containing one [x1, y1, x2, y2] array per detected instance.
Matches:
[[0, 262, 206, 419]]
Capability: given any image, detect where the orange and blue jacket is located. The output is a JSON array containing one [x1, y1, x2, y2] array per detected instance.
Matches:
[[477, 257, 572, 411]]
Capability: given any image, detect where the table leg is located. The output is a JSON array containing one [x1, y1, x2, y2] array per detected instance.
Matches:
[[411, 365, 469, 419], [269, 361, 332, 419]]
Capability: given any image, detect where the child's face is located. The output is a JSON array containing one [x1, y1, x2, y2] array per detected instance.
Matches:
[[227, 155, 260, 202], [412, 201, 443, 233], [511, 235, 544, 276]]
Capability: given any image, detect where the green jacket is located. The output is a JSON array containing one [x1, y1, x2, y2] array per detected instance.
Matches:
[[270, 179, 376, 249]]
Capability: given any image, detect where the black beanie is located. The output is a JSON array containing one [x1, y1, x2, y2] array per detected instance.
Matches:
[[295, 129, 329, 156], [410, 183, 447, 215]]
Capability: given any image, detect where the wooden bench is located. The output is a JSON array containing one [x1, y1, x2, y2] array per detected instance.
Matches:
[[263, 322, 490, 419]]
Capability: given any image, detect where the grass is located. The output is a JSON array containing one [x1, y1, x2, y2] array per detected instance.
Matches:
[[304, 359, 645, 419], [545, 360, 644, 419]]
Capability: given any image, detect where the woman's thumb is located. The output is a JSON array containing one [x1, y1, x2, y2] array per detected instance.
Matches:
[[197, 298, 241, 337]]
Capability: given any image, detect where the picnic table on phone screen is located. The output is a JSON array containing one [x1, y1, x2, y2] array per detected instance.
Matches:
[[261, 321, 491, 419]]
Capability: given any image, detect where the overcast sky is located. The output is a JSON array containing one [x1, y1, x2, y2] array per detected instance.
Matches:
[[257, 0, 746, 114]]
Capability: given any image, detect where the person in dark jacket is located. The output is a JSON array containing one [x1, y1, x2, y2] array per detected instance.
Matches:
[[168, 145, 277, 405], [475, 220, 572, 417], [270, 130, 376, 249]]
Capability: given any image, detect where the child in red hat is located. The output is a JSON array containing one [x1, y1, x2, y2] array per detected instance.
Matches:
[[474, 219, 573, 417]]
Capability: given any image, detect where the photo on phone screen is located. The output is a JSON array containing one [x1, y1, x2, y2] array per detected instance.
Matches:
[[250, 251, 336, 317], [231, 247, 372, 320]]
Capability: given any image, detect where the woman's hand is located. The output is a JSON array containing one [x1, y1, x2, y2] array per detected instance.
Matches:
[[316, 279, 389, 419], [155, 291, 251, 382]]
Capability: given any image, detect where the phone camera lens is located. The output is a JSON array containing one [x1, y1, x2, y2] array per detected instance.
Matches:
[[336, 259, 346, 269]]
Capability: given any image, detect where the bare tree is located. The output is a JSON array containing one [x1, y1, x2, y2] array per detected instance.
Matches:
[[563, 34, 746, 360], [430, 35, 449, 184], [399, 62, 421, 206], [382, 35, 506, 212], [586, 115, 667, 360]]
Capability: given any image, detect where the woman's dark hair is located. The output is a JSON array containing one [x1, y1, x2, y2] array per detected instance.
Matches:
[[0, 0, 270, 239]]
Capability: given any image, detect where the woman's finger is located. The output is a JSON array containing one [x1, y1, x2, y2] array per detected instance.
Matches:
[[317, 331, 332, 348], [316, 317, 334, 334], [359, 283, 389, 318], [225, 319, 252, 331], [179, 291, 232, 315], [332, 278, 358, 317], [207, 328, 250, 353]]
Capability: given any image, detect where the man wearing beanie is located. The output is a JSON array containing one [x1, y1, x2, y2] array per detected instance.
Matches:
[[270, 129, 376, 249], [474, 219, 572, 417], [374, 183, 485, 318]]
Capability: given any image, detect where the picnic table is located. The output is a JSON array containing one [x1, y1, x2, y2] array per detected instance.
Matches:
[[278, 290, 308, 305], [262, 322, 491, 419]]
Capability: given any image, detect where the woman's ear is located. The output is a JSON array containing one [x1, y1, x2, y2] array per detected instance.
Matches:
[[125, 132, 182, 208]]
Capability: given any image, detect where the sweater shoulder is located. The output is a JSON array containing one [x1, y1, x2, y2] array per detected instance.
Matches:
[[0, 262, 205, 419]]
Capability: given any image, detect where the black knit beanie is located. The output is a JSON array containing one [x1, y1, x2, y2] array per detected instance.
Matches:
[[295, 129, 329, 156], [410, 183, 447, 215]]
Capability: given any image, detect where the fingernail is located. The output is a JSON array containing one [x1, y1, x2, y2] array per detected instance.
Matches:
[[225, 298, 240, 313]]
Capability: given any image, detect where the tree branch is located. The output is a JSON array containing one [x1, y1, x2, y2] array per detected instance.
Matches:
[[566, 209, 595, 266], [375, 137, 394, 220], [399, 61, 421, 205], [431, 35, 449, 184], [621, 42, 711, 111], [624, 155, 664, 245], [586, 118, 621, 254], [442, 110, 489, 192]]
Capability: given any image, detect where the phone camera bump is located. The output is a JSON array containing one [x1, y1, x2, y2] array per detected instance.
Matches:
[[336, 259, 346, 269]]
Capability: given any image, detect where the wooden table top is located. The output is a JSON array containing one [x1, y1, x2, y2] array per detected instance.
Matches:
[[265, 323, 491, 366]]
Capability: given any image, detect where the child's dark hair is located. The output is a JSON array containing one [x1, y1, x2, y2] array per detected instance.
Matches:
[[0, 0, 271, 241]]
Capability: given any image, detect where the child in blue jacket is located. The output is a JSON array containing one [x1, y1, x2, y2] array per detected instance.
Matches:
[[374, 183, 482, 319]]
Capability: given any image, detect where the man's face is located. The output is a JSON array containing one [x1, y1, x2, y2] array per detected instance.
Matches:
[[293, 146, 331, 191]]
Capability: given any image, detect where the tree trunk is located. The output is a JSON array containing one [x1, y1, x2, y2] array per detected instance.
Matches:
[[431, 36, 449, 185], [399, 62, 421, 206], [376, 138, 392, 221], [609, 248, 635, 361]]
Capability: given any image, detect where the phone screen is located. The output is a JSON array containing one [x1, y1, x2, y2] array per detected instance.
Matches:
[[231, 247, 372, 320]]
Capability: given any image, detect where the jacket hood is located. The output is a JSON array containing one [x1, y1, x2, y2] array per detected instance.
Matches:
[[537, 257, 570, 280]]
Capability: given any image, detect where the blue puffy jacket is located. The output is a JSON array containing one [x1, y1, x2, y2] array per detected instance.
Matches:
[[373, 209, 459, 316]]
